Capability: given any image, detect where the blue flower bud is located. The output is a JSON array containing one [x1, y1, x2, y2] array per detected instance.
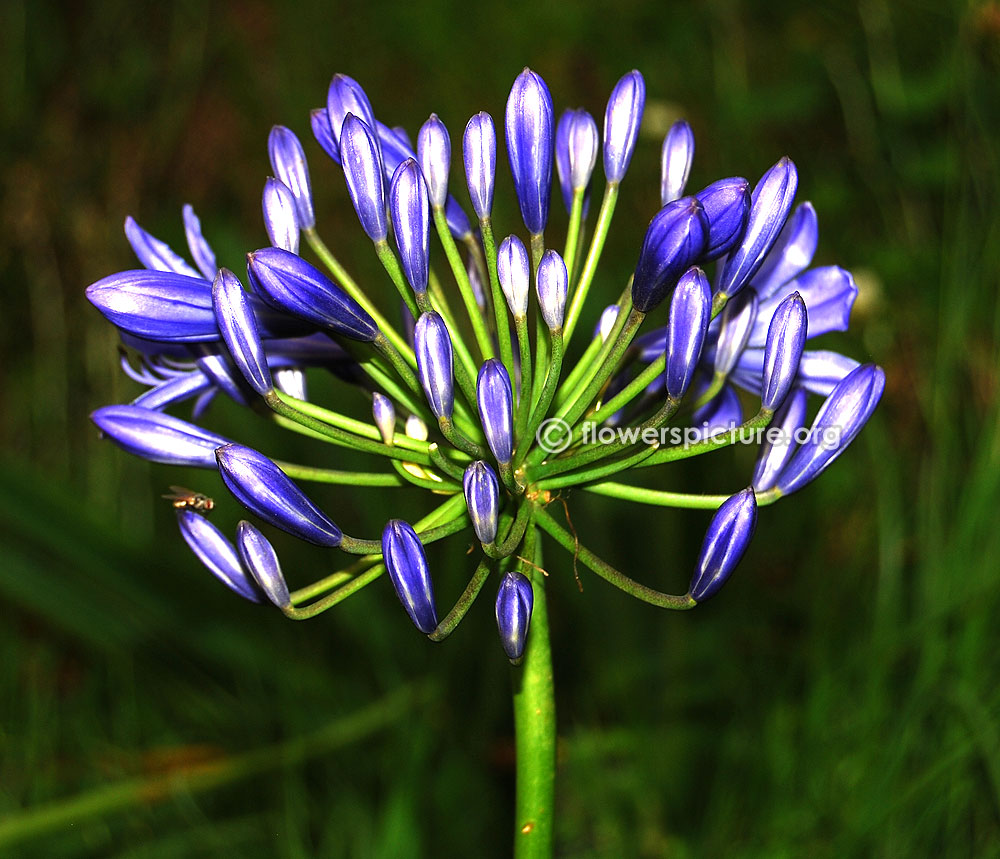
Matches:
[[497, 235, 530, 318], [477, 359, 514, 464], [717, 157, 798, 299], [661, 120, 695, 205], [463, 111, 496, 219], [262, 178, 300, 254], [445, 197, 473, 240], [92, 404, 231, 467], [749, 266, 857, 346], [417, 114, 451, 209], [692, 384, 742, 440], [761, 292, 807, 412], [415, 312, 454, 420], [752, 387, 808, 492], [774, 364, 885, 495], [595, 304, 620, 343], [326, 73, 378, 152], [555, 108, 598, 213], [694, 177, 751, 260], [236, 520, 291, 608], [372, 392, 396, 444], [731, 348, 860, 399], [310, 108, 340, 163], [603, 70, 645, 183], [216, 443, 343, 547], [392, 126, 413, 149], [463, 461, 500, 544], [195, 352, 250, 405], [340, 114, 387, 242], [751, 202, 817, 299], [182, 205, 218, 281], [714, 290, 758, 377], [247, 246, 379, 342], [389, 159, 430, 294], [382, 519, 438, 634], [688, 488, 757, 602], [495, 571, 533, 663], [267, 126, 315, 230], [124, 216, 201, 278], [631, 197, 709, 313], [665, 267, 711, 400], [212, 268, 273, 395], [536, 250, 568, 331], [131, 369, 212, 411], [505, 68, 554, 235], [177, 510, 263, 603]]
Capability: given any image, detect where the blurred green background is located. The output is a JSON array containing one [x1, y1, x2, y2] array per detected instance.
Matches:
[[2, 0, 998, 855]]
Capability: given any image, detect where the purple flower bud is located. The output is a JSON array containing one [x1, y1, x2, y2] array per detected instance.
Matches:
[[92, 405, 231, 468], [340, 114, 387, 242], [467, 255, 487, 309], [236, 520, 291, 608], [751, 202, 818, 299], [212, 268, 273, 395], [603, 70, 645, 183], [463, 461, 500, 544], [775, 364, 885, 495], [495, 571, 533, 663], [749, 266, 857, 346], [326, 74, 377, 152], [717, 157, 798, 299], [477, 359, 514, 464], [497, 235, 530, 318], [463, 111, 496, 219], [267, 126, 314, 230], [688, 488, 757, 602], [382, 519, 438, 634], [761, 292, 807, 411], [389, 159, 430, 294], [247, 246, 379, 342], [182, 205, 218, 281], [124, 216, 201, 278], [731, 348, 860, 399], [665, 267, 711, 399], [216, 443, 343, 547], [536, 250, 568, 331], [177, 510, 263, 603], [505, 68, 554, 235], [555, 108, 598, 213], [694, 177, 751, 260], [405, 413, 428, 441], [415, 312, 454, 420], [661, 120, 695, 205], [392, 126, 413, 149], [714, 290, 758, 377], [310, 108, 340, 164], [752, 387, 808, 492], [195, 352, 251, 405], [631, 197, 709, 313], [692, 384, 742, 440], [376, 119, 413, 177], [445, 197, 473, 240], [131, 369, 212, 411], [595, 304, 620, 343], [262, 178, 300, 254], [417, 114, 451, 208], [372, 392, 396, 444]]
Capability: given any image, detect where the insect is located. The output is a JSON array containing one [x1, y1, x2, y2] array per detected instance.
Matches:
[[162, 486, 215, 513]]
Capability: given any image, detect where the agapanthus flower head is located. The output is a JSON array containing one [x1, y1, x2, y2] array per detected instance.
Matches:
[[688, 488, 757, 602], [326, 73, 378, 152], [340, 114, 388, 242], [477, 359, 514, 464], [536, 250, 568, 331], [463, 461, 500, 545], [505, 68, 554, 235], [382, 519, 438, 634], [418, 114, 451, 209], [631, 197, 709, 313], [496, 571, 534, 663], [267, 125, 315, 230], [555, 108, 598, 213], [236, 520, 291, 608], [497, 235, 530, 319], [463, 111, 496, 219], [262, 178, 300, 254], [661, 120, 695, 205], [603, 70, 645, 184], [92, 405, 231, 468], [665, 267, 711, 400], [760, 291, 807, 412], [212, 268, 273, 396], [389, 159, 430, 294], [415, 312, 454, 420], [177, 510, 264, 603]]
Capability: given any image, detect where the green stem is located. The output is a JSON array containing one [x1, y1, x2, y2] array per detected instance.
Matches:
[[428, 559, 493, 642], [582, 482, 781, 508], [375, 239, 420, 319], [562, 188, 586, 281], [481, 216, 516, 380], [422, 283, 480, 392], [553, 334, 603, 409], [484, 501, 533, 559], [514, 315, 534, 443], [514, 332, 564, 468], [274, 461, 404, 487], [638, 408, 775, 468], [534, 442, 660, 491]]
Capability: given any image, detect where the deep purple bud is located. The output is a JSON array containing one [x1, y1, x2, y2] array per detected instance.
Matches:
[[752, 387, 808, 492], [417, 114, 451, 208], [661, 120, 695, 205], [477, 359, 514, 464], [262, 178, 300, 254], [389, 159, 430, 294], [714, 290, 758, 377], [749, 266, 857, 346], [267, 126, 314, 230], [236, 520, 291, 608], [495, 571, 533, 663], [761, 292, 807, 411], [694, 177, 751, 260], [692, 385, 742, 440], [326, 74, 378, 151], [372, 392, 396, 444], [248, 246, 379, 342], [340, 114, 387, 242], [463, 111, 496, 219], [555, 108, 598, 212], [182, 205, 218, 281], [631, 197, 710, 313], [497, 235, 530, 318], [665, 267, 711, 399], [92, 405, 230, 468], [688, 488, 757, 602], [124, 216, 201, 278], [603, 70, 645, 183], [717, 157, 798, 298], [382, 519, 438, 634], [775, 364, 885, 495], [212, 268, 273, 395], [595, 304, 620, 343], [463, 461, 500, 544], [415, 312, 454, 420], [751, 202, 818, 299], [536, 250, 568, 331], [310, 108, 340, 163], [177, 510, 263, 603], [216, 443, 343, 547], [505, 68, 554, 235]]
